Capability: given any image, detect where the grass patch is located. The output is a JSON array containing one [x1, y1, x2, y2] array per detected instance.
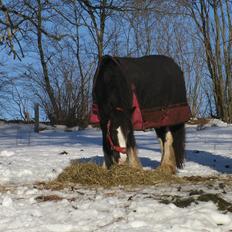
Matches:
[[45, 162, 183, 189]]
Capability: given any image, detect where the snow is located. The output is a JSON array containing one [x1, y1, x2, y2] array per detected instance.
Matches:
[[0, 120, 232, 231]]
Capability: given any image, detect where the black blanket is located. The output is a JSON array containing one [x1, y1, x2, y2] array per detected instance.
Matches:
[[92, 55, 191, 129], [112, 55, 187, 110]]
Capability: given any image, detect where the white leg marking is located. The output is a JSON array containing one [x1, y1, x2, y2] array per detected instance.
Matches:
[[128, 147, 141, 168], [116, 127, 127, 164], [165, 130, 173, 146], [161, 129, 176, 173]]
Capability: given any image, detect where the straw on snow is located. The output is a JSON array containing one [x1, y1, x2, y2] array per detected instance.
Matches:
[[48, 162, 182, 188]]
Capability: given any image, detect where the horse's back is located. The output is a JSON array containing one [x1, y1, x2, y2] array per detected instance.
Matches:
[[113, 55, 187, 110]]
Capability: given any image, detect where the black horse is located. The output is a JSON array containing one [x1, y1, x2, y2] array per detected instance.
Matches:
[[91, 55, 191, 174]]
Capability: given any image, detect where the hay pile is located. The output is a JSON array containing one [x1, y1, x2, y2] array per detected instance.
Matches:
[[48, 162, 182, 188]]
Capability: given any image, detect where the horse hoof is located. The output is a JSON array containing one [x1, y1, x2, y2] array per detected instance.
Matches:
[[130, 162, 142, 169], [102, 162, 107, 169], [118, 153, 127, 165], [157, 165, 176, 175]]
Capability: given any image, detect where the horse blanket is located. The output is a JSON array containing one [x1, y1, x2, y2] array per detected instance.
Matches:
[[90, 55, 191, 130]]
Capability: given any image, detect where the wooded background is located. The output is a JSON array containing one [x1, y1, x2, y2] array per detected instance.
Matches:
[[0, 0, 231, 126]]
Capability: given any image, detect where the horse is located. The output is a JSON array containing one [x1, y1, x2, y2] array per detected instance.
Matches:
[[90, 55, 191, 174]]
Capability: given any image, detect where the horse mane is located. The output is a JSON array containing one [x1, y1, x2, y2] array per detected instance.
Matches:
[[93, 56, 133, 117]]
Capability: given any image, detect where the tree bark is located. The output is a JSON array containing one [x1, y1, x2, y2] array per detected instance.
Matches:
[[36, 0, 60, 123]]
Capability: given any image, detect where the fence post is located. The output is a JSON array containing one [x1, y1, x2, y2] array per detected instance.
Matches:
[[34, 103, 39, 133]]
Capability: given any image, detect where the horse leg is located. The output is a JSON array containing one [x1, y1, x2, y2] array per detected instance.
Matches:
[[127, 147, 141, 168], [155, 127, 176, 174], [162, 128, 176, 174], [102, 136, 112, 169], [155, 127, 165, 159], [116, 126, 127, 165], [101, 123, 114, 169], [169, 123, 185, 169], [126, 130, 142, 169]]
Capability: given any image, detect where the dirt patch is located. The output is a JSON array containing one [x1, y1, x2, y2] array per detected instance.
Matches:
[[0, 185, 9, 193], [183, 175, 232, 189], [198, 193, 232, 212], [160, 192, 232, 213], [35, 194, 64, 202]]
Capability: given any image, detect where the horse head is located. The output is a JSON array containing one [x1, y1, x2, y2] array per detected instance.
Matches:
[[104, 106, 135, 167]]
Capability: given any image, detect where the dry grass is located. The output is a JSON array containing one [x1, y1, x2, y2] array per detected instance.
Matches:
[[38, 162, 232, 190], [44, 162, 183, 189]]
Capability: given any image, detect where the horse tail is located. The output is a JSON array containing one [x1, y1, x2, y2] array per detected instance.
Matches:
[[170, 123, 185, 169]]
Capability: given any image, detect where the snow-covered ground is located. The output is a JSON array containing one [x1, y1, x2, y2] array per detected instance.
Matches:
[[0, 120, 232, 232]]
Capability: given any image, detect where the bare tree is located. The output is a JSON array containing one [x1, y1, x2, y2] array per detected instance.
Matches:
[[2, 0, 227, 123], [0, 0, 24, 59], [0, 63, 11, 117], [183, 0, 232, 122], [0, 1, 65, 123], [66, 0, 115, 61]]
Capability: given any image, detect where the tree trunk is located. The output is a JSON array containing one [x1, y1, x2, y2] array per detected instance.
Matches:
[[36, 0, 60, 123]]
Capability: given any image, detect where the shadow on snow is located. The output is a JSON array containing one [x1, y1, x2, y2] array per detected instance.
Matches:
[[1, 125, 232, 174], [186, 150, 232, 174], [74, 149, 232, 174]]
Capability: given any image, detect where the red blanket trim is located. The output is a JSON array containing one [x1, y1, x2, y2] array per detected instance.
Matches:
[[89, 98, 191, 130], [89, 91, 143, 128], [89, 104, 100, 124], [132, 91, 143, 130], [141, 104, 191, 129]]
